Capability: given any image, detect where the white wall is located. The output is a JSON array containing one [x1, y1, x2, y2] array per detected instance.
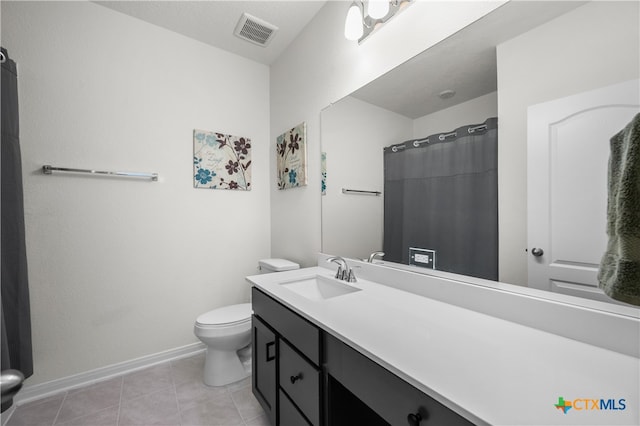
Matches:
[[496, 1, 640, 286], [2, 1, 270, 385], [413, 91, 497, 137], [270, 1, 505, 267], [321, 96, 412, 259]]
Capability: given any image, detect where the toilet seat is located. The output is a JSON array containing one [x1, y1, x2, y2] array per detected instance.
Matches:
[[196, 303, 251, 328]]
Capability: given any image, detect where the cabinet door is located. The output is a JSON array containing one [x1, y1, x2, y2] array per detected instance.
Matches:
[[252, 315, 277, 425]]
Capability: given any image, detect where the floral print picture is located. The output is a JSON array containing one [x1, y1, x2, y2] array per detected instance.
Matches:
[[194, 129, 251, 190], [276, 122, 307, 189], [321, 151, 327, 195]]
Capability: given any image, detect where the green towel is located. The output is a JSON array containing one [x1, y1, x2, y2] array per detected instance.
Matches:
[[598, 112, 640, 306]]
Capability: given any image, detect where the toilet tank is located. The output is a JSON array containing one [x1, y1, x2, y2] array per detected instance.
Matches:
[[258, 258, 299, 274]]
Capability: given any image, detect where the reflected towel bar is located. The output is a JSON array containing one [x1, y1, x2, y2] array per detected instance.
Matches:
[[42, 165, 158, 181], [342, 188, 382, 196]]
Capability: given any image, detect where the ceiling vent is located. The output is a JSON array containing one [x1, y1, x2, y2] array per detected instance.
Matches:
[[234, 13, 278, 47]]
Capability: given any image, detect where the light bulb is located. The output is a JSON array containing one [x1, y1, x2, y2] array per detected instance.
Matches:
[[344, 3, 363, 41], [367, 0, 389, 19]]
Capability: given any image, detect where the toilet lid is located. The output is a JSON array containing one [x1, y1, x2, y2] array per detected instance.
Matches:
[[196, 303, 251, 326]]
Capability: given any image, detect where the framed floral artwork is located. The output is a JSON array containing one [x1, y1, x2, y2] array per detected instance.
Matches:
[[193, 129, 251, 190], [276, 122, 307, 189], [321, 151, 327, 195]]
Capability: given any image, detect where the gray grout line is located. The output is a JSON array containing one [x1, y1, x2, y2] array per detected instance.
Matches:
[[50, 391, 68, 426], [116, 376, 124, 426], [168, 361, 183, 426]]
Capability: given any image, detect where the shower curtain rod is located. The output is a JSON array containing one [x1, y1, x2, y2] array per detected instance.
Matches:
[[391, 124, 487, 152], [389, 120, 494, 153], [42, 165, 158, 181]]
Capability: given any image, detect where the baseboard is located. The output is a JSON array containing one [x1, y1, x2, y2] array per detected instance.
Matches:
[[14, 342, 206, 406]]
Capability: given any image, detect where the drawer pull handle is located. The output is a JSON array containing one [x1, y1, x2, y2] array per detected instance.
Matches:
[[290, 373, 303, 384], [407, 412, 422, 426], [266, 341, 276, 362]]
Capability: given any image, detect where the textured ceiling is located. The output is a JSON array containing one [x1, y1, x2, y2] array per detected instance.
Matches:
[[95, 1, 327, 65], [95, 1, 585, 119]]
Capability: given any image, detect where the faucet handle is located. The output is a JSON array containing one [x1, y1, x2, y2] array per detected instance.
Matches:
[[334, 265, 344, 280], [346, 268, 357, 283]]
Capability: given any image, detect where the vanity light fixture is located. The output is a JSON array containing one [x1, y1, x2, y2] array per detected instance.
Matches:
[[367, 0, 389, 19], [344, 2, 364, 41], [344, 0, 413, 43]]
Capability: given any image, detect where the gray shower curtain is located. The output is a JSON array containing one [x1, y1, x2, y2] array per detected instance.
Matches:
[[1, 47, 33, 395], [383, 118, 498, 280]]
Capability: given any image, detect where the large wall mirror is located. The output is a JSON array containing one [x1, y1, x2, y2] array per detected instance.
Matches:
[[321, 1, 640, 311]]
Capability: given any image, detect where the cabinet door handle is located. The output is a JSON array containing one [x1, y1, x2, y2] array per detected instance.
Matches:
[[266, 341, 276, 362], [290, 373, 303, 384], [407, 412, 422, 426]]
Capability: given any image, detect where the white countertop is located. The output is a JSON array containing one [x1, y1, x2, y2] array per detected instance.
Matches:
[[247, 266, 640, 426]]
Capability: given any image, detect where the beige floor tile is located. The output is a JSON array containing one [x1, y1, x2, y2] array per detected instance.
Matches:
[[54, 405, 119, 426], [118, 387, 179, 426], [121, 364, 173, 400], [179, 393, 244, 426], [54, 377, 122, 424], [6, 394, 65, 426]]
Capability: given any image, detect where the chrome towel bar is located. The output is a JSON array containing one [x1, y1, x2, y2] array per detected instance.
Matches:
[[42, 165, 158, 181], [342, 188, 381, 196]]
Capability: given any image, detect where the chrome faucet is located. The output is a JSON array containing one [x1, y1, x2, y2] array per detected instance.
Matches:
[[326, 256, 357, 282], [367, 251, 385, 263]]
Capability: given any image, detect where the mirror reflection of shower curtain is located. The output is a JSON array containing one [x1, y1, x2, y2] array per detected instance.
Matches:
[[383, 118, 498, 280], [1, 47, 33, 403]]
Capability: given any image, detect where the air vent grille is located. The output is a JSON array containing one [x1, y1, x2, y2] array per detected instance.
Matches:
[[234, 13, 278, 47]]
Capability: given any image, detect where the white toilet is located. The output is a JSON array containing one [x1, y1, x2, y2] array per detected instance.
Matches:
[[194, 258, 299, 386]]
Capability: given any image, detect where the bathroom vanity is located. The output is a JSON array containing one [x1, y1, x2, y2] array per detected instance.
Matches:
[[252, 286, 471, 425], [248, 256, 639, 425]]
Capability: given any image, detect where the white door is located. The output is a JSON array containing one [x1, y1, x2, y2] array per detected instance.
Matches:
[[527, 79, 640, 303]]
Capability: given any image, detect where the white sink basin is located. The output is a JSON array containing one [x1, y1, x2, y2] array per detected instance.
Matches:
[[279, 274, 361, 301]]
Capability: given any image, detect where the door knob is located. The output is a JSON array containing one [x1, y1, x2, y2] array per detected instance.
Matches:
[[531, 247, 544, 257], [1, 370, 24, 397], [1, 369, 25, 410]]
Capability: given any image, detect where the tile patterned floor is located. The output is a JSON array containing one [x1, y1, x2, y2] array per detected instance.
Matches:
[[4, 353, 269, 426]]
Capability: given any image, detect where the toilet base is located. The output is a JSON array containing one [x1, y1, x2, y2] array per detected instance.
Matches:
[[203, 346, 250, 387]]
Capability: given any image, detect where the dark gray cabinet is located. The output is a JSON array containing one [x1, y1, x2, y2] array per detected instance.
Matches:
[[279, 340, 320, 425], [279, 390, 311, 426], [324, 333, 474, 426], [252, 287, 476, 426], [252, 288, 321, 425], [252, 315, 277, 426]]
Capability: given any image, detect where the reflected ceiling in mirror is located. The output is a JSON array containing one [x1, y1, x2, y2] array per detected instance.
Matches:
[[349, 1, 585, 118]]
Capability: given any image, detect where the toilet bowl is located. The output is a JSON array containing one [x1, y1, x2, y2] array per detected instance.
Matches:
[[194, 259, 299, 387], [193, 303, 251, 387]]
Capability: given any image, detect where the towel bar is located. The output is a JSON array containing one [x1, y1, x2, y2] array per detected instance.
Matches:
[[42, 165, 158, 181], [342, 188, 381, 196]]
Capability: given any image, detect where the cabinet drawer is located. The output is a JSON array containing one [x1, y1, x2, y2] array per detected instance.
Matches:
[[325, 334, 474, 426], [279, 389, 311, 426], [252, 287, 320, 365], [279, 340, 320, 426]]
